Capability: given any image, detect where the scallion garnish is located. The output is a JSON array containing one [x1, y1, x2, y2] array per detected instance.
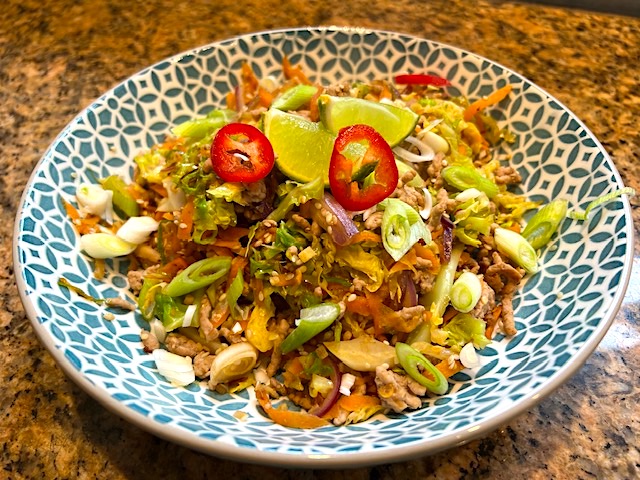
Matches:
[[568, 187, 635, 221]]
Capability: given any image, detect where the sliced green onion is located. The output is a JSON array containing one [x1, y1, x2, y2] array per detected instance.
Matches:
[[521, 199, 568, 249], [271, 84, 318, 111], [163, 256, 231, 297], [280, 302, 341, 354], [379, 198, 431, 261], [568, 187, 635, 221], [79, 232, 137, 259], [226, 270, 244, 319], [171, 108, 234, 141], [420, 243, 464, 318], [101, 175, 139, 219], [395, 342, 448, 395], [138, 277, 166, 321], [494, 227, 539, 274], [441, 165, 499, 199], [450, 271, 482, 313], [209, 342, 258, 385]]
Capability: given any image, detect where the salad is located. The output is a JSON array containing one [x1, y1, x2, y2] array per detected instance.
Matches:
[[65, 59, 582, 429]]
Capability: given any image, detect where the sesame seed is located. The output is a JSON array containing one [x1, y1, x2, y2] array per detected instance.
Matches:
[[258, 292, 264, 302], [347, 293, 357, 302]]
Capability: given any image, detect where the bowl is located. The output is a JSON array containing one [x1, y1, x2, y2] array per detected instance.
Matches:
[[13, 27, 634, 468]]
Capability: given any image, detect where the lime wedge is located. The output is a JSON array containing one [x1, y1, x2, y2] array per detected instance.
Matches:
[[318, 94, 419, 147], [263, 108, 335, 184]]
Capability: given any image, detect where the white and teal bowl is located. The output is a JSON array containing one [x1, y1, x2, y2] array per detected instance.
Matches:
[[13, 27, 634, 468]]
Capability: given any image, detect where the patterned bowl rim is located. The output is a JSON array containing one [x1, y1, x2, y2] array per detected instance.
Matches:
[[13, 26, 634, 468]]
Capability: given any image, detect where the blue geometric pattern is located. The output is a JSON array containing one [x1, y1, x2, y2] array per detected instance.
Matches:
[[13, 27, 634, 467]]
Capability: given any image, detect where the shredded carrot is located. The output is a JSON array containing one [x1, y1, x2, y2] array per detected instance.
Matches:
[[337, 394, 380, 412], [241, 62, 259, 96], [226, 90, 237, 111], [282, 56, 312, 85], [464, 84, 513, 121], [347, 230, 382, 245], [255, 387, 330, 429], [308, 85, 324, 122], [344, 295, 371, 316], [380, 84, 393, 100], [216, 227, 250, 241], [389, 248, 418, 275], [435, 358, 465, 378], [257, 86, 274, 108], [94, 259, 105, 280], [485, 305, 502, 339], [177, 198, 195, 240], [210, 301, 230, 329], [227, 256, 248, 286], [414, 243, 441, 274], [148, 183, 168, 198], [159, 257, 189, 277]]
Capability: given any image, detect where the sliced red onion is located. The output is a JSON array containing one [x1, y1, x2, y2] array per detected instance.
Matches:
[[311, 355, 342, 418], [315, 193, 359, 246], [393, 135, 435, 163], [441, 215, 454, 263], [399, 271, 418, 308]]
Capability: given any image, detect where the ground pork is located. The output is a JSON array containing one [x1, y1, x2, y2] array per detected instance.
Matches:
[[375, 364, 426, 413], [494, 166, 522, 185], [428, 188, 456, 230], [484, 252, 524, 294], [165, 333, 206, 357], [104, 297, 136, 311], [140, 329, 160, 353], [127, 265, 160, 295], [425, 152, 447, 189], [193, 351, 214, 378], [470, 277, 496, 321]]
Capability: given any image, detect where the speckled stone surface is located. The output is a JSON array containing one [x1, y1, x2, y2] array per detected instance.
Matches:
[[2, 0, 639, 478]]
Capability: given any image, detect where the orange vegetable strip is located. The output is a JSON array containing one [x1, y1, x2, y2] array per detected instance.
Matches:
[[159, 257, 189, 277], [347, 230, 382, 245], [463, 84, 513, 121], [413, 243, 441, 274], [344, 295, 371, 316], [485, 305, 502, 339], [227, 256, 248, 287], [435, 358, 465, 378], [255, 387, 330, 429], [177, 198, 195, 241], [282, 56, 312, 85], [308, 85, 324, 122]]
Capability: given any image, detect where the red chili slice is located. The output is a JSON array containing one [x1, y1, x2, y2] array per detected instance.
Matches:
[[210, 123, 275, 183], [395, 73, 451, 87], [328, 124, 398, 211]]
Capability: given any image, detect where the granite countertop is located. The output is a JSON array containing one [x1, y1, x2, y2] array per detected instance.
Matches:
[[2, 0, 639, 478]]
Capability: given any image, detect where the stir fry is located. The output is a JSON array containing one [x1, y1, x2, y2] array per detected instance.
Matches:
[[67, 59, 572, 429]]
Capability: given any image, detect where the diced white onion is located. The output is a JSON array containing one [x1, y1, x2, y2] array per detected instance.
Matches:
[[419, 188, 433, 220], [339, 373, 356, 396], [116, 216, 159, 245], [209, 343, 258, 385], [182, 304, 197, 328], [393, 136, 435, 163], [76, 183, 111, 216], [459, 342, 480, 368], [156, 178, 187, 212], [149, 318, 167, 344], [231, 321, 243, 334], [80, 232, 137, 259], [152, 349, 195, 386]]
